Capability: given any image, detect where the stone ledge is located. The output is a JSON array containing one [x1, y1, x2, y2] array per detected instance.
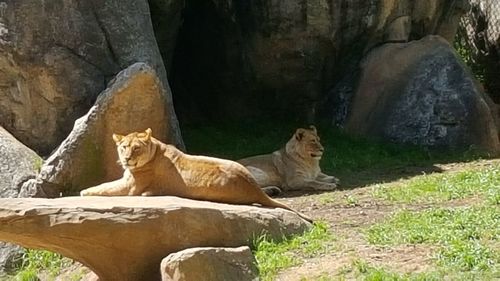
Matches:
[[0, 196, 310, 281]]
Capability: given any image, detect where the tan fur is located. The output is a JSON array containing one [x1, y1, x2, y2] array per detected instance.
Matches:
[[80, 128, 311, 222], [238, 126, 339, 195]]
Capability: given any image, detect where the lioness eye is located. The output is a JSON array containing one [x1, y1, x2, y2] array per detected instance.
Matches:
[[133, 146, 140, 151]]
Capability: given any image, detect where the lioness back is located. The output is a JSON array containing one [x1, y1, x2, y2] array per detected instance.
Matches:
[[79, 128, 313, 222]]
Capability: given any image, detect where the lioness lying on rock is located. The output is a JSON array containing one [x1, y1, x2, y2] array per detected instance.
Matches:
[[238, 125, 339, 195], [80, 128, 311, 222]]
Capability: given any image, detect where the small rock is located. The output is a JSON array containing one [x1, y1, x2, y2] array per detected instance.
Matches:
[[161, 246, 259, 281]]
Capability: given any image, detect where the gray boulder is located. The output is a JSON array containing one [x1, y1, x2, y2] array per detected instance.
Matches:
[[0, 0, 182, 155], [345, 36, 500, 153], [21, 63, 177, 197], [161, 246, 259, 281], [0, 126, 40, 273], [0, 126, 40, 198]]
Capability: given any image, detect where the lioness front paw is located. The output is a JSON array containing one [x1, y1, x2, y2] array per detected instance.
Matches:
[[80, 190, 90, 196], [318, 183, 337, 191], [332, 176, 340, 184]]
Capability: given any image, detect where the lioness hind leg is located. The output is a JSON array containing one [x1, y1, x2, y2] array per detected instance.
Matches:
[[262, 186, 282, 197]]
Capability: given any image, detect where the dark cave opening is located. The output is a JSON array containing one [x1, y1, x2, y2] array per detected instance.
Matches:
[[149, 0, 331, 126]]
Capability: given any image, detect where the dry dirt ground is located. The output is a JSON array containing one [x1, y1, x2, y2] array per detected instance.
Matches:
[[274, 159, 499, 280]]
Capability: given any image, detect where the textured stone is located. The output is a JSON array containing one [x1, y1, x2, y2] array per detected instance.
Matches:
[[0, 127, 40, 198], [20, 63, 175, 197], [161, 246, 259, 281], [0, 126, 40, 272], [0, 0, 182, 155], [458, 0, 500, 103], [0, 196, 310, 281], [345, 36, 500, 153], [167, 0, 469, 121]]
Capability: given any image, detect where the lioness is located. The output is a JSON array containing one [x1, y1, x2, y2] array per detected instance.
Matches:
[[238, 126, 339, 195], [80, 128, 311, 222]]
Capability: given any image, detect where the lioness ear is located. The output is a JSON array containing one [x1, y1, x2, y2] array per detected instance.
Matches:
[[144, 128, 152, 141], [295, 128, 306, 141], [309, 125, 317, 133], [112, 133, 124, 144]]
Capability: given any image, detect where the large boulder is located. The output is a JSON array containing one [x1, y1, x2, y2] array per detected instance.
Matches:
[[166, 0, 469, 121], [345, 36, 500, 153], [0, 196, 310, 281], [0, 126, 40, 272], [161, 246, 259, 281], [0, 0, 182, 155], [0, 127, 40, 198], [20, 63, 175, 197]]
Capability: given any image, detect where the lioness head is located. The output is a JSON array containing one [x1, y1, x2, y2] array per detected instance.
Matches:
[[286, 125, 324, 160], [113, 128, 155, 170]]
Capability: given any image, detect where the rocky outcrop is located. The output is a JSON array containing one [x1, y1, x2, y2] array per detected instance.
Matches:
[[0, 0, 182, 155], [0, 196, 310, 281], [168, 0, 469, 121], [0, 126, 41, 273], [345, 36, 500, 153], [0, 127, 40, 198], [20, 63, 176, 197], [161, 246, 259, 281], [457, 0, 500, 103]]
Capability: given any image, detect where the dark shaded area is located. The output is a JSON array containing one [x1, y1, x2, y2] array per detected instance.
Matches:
[[169, 0, 254, 124]]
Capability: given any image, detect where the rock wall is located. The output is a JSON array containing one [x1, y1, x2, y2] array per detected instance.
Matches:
[[165, 0, 469, 122], [345, 36, 500, 153], [0, 0, 183, 155], [457, 0, 500, 103]]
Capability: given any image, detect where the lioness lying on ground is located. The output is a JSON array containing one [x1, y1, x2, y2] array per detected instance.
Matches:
[[80, 128, 311, 222], [238, 126, 339, 195]]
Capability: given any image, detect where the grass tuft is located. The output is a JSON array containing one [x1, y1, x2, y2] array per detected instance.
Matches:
[[14, 249, 72, 281], [253, 221, 335, 281], [366, 206, 499, 273]]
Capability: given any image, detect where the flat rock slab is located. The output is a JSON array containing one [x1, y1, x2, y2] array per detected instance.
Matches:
[[0, 196, 310, 281]]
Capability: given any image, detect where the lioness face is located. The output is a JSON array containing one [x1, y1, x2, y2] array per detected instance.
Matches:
[[113, 128, 154, 170], [294, 126, 324, 160]]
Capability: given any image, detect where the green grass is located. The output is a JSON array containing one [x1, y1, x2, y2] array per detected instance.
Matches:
[[12, 249, 72, 281], [366, 206, 499, 275], [253, 221, 335, 281], [181, 122, 487, 174], [372, 163, 500, 204], [352, 259, 444, 281]]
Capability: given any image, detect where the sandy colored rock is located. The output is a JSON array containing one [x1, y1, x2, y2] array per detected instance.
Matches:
[[0, 0, 182, 155], [0, 196, 310, 281], [161, 246, 258, 281], [20, 63, 176, 197], [345, 35, 500, 153]]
